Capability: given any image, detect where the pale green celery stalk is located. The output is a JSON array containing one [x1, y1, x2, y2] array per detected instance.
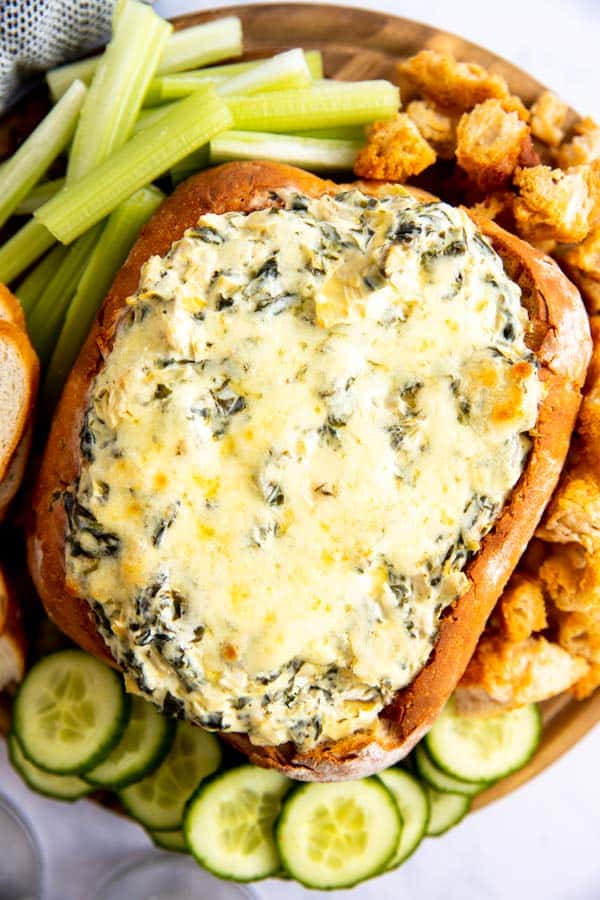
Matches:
[[156, 17, 242, 75], [27, 225, 103, 365], [15, 178, 65, 215], [46, 57, 98, 103], [0, 220, 55, 285], [145, 50, 323, 105], [217, 49, 311, 98], [15, 244, 69, 315], [210, 131, 363, 172], [132, 104, 177, 135], [0, 80, 85, 229], [170, 146, 211, 186], [289, 125, 367, 140], [45, 186, 164, 399], [227, 80, 399, 132], [47, 16, 251, 104], [36, 92, 232, 244], [67, 0, 172, 183]]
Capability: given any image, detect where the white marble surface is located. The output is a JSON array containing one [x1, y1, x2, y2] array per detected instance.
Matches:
[[3, 1, 600, 898]]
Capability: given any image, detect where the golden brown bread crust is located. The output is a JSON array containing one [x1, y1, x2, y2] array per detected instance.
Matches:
[[27, 162, 592, 780]]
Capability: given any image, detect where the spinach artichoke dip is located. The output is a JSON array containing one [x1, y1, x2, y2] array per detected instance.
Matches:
[[65, 188, 541, 749]]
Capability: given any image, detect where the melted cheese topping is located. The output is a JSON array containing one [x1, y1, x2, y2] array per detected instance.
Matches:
[[66, 189, 541, 749]]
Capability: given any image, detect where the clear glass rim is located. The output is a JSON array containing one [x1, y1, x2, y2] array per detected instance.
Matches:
[[92, 848, 260, 900], [0, 791, 45, 899]]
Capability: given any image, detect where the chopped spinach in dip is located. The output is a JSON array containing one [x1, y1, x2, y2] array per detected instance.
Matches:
[[65, 188, 541, 749]]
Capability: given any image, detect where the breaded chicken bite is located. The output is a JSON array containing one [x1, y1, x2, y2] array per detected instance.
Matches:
[[513, 164, 594, 242], [497, 574, 547, 643], [399, 49, 509, 111], [353, 114, 436, 182], [456, 635, 589, 715], [539, 543, 600, 613], [456, 99, 529, 190], [406, 99, 458, 158], [530, 91, 569, 147], [556, 117, 600, 169], [537, 472, 600, 552]]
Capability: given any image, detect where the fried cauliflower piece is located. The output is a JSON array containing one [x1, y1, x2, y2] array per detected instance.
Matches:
[[456, 635, 589, 716], [530, 91, 569, 147], [496, 574, 547, 642], [406, 99, 457, 158], [353, 114, 436, 182], [513, 164, 594, 242], [456, 99, 529, 191], [556, 117, 600, 169], [399, 49, 509, 111], [539, 543, 600, 612]]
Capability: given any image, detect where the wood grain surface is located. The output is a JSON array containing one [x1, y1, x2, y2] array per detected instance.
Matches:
[[0, 3, 596, 813]]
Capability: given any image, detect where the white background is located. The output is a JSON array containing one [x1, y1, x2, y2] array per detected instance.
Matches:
[[2, 1, 600, 898]]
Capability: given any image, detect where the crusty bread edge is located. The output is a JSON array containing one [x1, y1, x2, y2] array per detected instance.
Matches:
[[27, 162, 592, 780], [0, 317, 39, 482]]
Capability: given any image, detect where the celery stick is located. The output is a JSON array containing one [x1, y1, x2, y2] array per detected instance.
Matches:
[[0, 220, 55, 285], [170, 146, 211, 186], [144, 51, 322, 106], [15, 179, 65, 215], [133, 104, 177, 134], [27, 225, 103, 365], [210, 130, 362, 172], [0, 80, 85, 229], [46, 57, 99, 103], [15, 244, 69, 315], [36, 93, 232, 244], [289, 125, 367, 140], [227, 80, 399, 132], [156, 17, 242, 75], [45, 186, 164, 399], [217, 49, 311, 98], [67, 0, 172, 183]]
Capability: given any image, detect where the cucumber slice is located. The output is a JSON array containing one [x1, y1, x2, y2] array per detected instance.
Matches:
[[377, 768, 429, 868], [8, 732, 92, 802], [276, 778, 401, 889], [425, 786, 470, 836], [13, 650, 129, 774], [150, 829, 189, 853], [84, 696, 175, 789], [414, 744, 488, 797], [184, 765, 291, 881], [119, 720, 221, 830], [426, 700, 541, 783]]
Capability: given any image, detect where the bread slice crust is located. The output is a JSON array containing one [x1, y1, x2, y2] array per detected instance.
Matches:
[[0, 318, 39, 481], [27, 162, 592, 780]]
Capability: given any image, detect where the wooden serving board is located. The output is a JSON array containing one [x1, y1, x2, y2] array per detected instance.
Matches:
[[1, 3, 598, 814]]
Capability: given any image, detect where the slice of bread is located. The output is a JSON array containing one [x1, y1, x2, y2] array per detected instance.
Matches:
[[0, 319, 39, 481], [0, 283, 26, 329], [0, 424, 33, 523], [0, 565, 26, 690]]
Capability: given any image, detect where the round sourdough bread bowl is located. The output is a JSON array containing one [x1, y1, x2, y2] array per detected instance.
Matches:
[[27, 161, 592, 781]]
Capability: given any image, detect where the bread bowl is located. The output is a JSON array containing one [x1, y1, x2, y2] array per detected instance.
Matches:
[[28, 161, 591, 780]]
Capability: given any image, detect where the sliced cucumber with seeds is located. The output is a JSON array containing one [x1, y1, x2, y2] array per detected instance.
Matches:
[[84, 696, 175, 789], [378, 768, 429, 868], [9, 732, 93, 801], [119, 720, 221, 830], [184, 765, 291, 881], [13, 650, 129, 774], [426, 699, 541, 783], [425, 786, 470, 836], [150, 829, 189, 853], [415, 744, 489, 797], [275, 778, 401, 889]]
